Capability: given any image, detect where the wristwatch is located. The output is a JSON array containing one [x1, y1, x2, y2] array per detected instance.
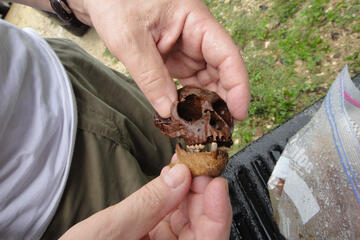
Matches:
[[49, 0, 81, 25], [49, 0, 89, 36]]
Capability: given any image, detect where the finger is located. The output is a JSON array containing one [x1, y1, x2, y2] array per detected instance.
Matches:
[[196, 64, 219, 86], [179, 76, 202, 87], [170, 209, 189, 236], [226, 84, 250, 120], [204, 178, 232, 222], [170, 153, 177, 163], [177, 177, 212, 224], [61, 164, 192, 239], [191, 176, 212, 194], [205, 82, 218, 93], [116, 30, 178, 118], [149, 221, 177, 240], [179, 73, 227, 103], [160, 165, 171, 175], [202, 177, 232, 239], [188, 194, 204, 221], [172, 7, 249, 120], [179, 64, 219, 87], [200, 19, 250, 120], [181, 178, 232, 240], [166, 50, 206, 79], [113, 164, 191, 239]]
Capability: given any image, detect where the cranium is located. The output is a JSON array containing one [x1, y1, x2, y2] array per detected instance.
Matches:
[[154, 86, 234, 152]]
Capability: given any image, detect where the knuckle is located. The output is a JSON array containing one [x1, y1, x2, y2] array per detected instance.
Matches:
[[137, 69, 165, 96], [140, 182, 166, 210]]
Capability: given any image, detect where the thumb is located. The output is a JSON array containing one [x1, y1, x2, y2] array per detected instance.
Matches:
[[116, 31, 177, 117], [61, 164, 191, 239], [61, 164, 191, 240], [112, 164, 191, 239]]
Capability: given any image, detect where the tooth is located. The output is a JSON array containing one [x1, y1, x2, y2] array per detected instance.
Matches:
[[210, 142, 218, 152], [196, 144, 205, 149], [186, 145, 194, 153]]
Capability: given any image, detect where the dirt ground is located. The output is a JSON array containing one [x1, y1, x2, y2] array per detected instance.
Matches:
[[5, 3, 127, 74]]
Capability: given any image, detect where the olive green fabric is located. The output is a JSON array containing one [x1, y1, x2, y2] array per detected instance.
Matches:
[[41, 39, 176, 239]]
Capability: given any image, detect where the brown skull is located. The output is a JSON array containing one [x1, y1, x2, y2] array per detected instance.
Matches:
[[154, 86, 234, 147]]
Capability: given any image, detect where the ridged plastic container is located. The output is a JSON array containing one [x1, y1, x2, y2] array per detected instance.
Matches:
[[223, 73, 360, 240]]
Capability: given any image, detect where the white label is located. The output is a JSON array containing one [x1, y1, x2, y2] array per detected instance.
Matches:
[[283, 169, 320, 224], [271, 156, 290, 179]]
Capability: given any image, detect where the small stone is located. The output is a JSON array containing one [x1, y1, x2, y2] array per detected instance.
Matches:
[[333, 53, 341, 58], [259, 5, 268, 11], [255, 127, 264, 137], [331, 32, 340, 41]]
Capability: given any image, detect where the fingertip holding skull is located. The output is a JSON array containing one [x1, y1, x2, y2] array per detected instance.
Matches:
[[154, 86, 234, 177]]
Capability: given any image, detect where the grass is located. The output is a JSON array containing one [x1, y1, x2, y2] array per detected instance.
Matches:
[[103, 47, 119, 64], [203, 0, 360, 155]]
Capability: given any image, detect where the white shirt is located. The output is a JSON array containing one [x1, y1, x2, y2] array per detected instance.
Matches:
[[0, 20, 77, 239]]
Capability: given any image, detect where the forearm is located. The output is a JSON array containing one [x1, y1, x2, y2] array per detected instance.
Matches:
[[3, 0, 91, 25]]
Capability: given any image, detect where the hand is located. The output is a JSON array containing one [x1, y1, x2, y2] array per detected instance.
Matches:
[[69, 0, 250, 119], [148, 175, 232, 239], [60, 164, 232, 239]]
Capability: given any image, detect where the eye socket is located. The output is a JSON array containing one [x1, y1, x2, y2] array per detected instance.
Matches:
[[210, 111, 225, 130], [212, 99, 232, 126], [177, 94, 202, 122]]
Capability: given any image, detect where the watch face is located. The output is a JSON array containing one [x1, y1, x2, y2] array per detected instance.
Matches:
[[59, 1, 72, 15], [50, 0, 73, 22]]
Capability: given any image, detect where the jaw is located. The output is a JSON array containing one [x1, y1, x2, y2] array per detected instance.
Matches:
[[173, 144, 229, 177]]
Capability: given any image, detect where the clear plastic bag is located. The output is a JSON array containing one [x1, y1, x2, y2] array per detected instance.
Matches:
[[268, 66, 360, 239]]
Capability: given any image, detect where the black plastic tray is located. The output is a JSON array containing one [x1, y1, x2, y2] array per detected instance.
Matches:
[[223, 75, 360, 240]]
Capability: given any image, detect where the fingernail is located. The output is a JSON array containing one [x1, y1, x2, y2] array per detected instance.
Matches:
[[171, 153, 177, 163], [163, 164, 185, 188], [154, 96, 172, 118]]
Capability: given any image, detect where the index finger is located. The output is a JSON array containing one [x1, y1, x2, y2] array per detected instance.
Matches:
[[191, 175, 212, 193], [201, 18, 250, 120]]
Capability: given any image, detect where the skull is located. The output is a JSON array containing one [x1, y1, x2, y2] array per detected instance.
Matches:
[[154, 86, 234, 150]]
